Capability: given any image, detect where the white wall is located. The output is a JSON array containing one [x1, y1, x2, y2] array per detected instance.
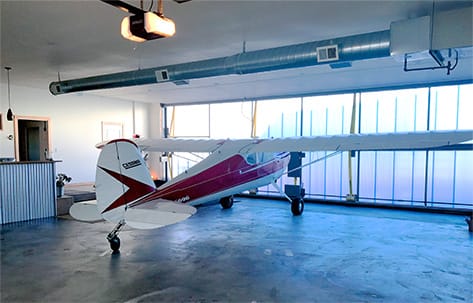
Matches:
[[0, 83, 153, 183]]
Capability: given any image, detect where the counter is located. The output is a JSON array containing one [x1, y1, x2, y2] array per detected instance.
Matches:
[[0, 161, 59, 224]]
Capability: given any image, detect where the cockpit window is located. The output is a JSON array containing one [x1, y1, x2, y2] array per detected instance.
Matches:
[[246, 153, 258, 165], [246, 152, 275, 165]]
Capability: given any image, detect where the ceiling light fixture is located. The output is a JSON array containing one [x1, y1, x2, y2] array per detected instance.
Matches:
[[4, 67, 14, 121]]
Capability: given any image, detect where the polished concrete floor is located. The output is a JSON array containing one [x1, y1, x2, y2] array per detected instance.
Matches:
[[1, 198, 472, 303]]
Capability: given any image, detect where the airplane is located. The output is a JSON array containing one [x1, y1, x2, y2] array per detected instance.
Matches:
[[70, 130, 472, 252]]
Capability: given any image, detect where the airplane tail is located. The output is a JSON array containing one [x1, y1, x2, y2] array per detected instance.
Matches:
[[95, 139, 156, 224], [70, 138, 197, 231]]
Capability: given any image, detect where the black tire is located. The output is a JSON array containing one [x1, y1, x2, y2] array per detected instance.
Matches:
[[109, 236, 120, 252], [220, 196, 234, 209], [291, 198, 304, 216]]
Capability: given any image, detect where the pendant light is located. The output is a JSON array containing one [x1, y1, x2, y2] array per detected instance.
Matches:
[[5, 67, 13, 121]]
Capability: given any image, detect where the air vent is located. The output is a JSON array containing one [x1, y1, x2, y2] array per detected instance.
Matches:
[[155, 69, 169, 82], [316, 45, 339, 63]]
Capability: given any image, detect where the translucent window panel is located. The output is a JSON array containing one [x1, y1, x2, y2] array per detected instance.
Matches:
[[360, 92, 395, 133], [410, 152, 427, 206], [393, 152, 415, 202], [251, 98, 301, 194], [255, 98, 301, 138], [358, 152, 396, 203], [391, 89, 428, 203], [427, 84, 472, 208], [359, 95, 378, 133], [457, 84, 473, 130], [454, 151, 473, 207], [427, 151, 455, 207], [303, 152, 327, 198], [209, 102, 252, 139], [324, 154, 343, 198], [300, 111, 327, 197], [360, 88, 428, 133], [359, 88, 429, 204], [394, 89, 428, 131], [303, 151, 352, 200], [302, 94, 354, 136], [301, 94, 354, 199], [374, 151, 395, 203], [430, 86, 459, 130], [358, 151, 376, 201], [359, 151, 415, 204], [303, 106, 328, 136], [167, 105, 209, 137]]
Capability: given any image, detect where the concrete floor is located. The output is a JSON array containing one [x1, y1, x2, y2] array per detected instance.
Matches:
[[1, 198, 472, 303]]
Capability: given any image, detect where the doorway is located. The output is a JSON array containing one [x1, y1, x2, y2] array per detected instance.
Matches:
[[15, 117, 50, 161]]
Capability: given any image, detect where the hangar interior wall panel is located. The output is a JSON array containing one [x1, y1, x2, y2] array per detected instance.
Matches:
[[0, 162, 57, 224]]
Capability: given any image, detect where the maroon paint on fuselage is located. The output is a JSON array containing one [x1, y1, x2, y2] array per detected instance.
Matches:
[[133, 152, 290, 206]]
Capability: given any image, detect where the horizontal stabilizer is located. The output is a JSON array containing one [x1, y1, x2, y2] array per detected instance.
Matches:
[[69, 201, 103, 222], [125, 201, 197, 229]]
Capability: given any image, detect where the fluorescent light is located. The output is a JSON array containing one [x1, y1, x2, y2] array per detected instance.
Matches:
[[120, 12, 175, 42]]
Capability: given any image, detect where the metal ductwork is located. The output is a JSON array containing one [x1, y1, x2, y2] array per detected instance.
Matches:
[[49, 30, 390, 95]]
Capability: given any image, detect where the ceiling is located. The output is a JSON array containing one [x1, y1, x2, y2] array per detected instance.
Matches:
[[1, 0, 472, 105]]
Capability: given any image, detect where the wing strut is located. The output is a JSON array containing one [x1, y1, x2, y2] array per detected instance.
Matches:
[[285, 151, 343, 176], [271, 181, 292, 203]]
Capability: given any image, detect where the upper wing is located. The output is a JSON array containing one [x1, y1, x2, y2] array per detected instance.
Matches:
[[132, 130, 472, 153], [246, 130, 473, 153]]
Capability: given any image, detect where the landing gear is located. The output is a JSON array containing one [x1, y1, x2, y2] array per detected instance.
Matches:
[[220, 196, 234, 209], [291, 198, 304, 216], [285, 152, 306, 216], [109, 236, 120, 252], [466, 215, 473, 232], [107, 219, 125, 253]]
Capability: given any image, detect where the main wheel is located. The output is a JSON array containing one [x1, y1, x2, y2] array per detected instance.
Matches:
[[219, 196, 234, 209], [109, 236, 120, 252], [291, 198, 304, 216]]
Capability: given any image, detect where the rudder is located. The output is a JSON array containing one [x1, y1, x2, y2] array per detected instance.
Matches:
[[96, 139, 156, 224]]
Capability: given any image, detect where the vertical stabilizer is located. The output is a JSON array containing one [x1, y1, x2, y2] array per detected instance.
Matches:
[[96, 139, 156, 223]]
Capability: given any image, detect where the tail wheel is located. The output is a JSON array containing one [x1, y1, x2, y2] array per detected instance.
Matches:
[[291, 198, 304, 216], [220, 196, 234, 209], [109, 236, 120, 253]]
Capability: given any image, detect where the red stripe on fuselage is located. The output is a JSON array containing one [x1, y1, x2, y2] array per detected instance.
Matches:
[[132, 153, 289, 207]]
